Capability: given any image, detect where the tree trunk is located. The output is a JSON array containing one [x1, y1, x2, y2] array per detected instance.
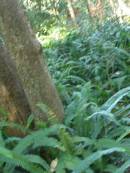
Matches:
[[0, 43, 31, 123], [0, 0, 64, 121], [86, 0, 104, 22], [67, 0, 77, 26], [109, 0, 116, 15]]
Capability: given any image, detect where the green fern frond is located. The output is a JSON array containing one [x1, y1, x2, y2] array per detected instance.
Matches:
[[59, 129, 75, 154], [0, 146, 45, 173], [14, 124, 64, 153], [73, 148, 125, 173]]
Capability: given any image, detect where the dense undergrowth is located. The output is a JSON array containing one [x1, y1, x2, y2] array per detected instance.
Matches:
[[45, 20, 130, 105], [1, 20, 130, 173]]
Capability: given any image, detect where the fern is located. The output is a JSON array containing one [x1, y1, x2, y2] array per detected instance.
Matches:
[[59, 128, 75, 154], [0, 146, 46, 173], [101, 87, 130, 112], [73, 148, 125, 173], [14, 124, 64, 153], [115, 160, 130, 173]]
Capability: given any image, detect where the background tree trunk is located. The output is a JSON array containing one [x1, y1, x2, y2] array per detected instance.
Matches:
[[109, 0, 116, 15], [67, 0, 77, 26], [0, 0, 64, 121], [86, 0, 104, 22]]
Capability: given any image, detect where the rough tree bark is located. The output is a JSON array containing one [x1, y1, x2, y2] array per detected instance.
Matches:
[[0, 43, 32, 136], [0, 43, 31, 123], [109, 0, 116, 15], [66, 0, 77, 26], [0, 0, 64, 121], [86, 0, 104, 22]]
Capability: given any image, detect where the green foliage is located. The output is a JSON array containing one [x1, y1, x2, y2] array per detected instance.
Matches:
[[1, 1, 130, 172], [23, 0, 67, 36], [45, 20, 130, 105], [0, 124, 64, 173], [1, 86, 130, 172]]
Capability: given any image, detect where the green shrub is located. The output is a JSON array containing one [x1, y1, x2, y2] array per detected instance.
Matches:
[[45, 20, 130, 105], [1, 87, 130, 172]]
